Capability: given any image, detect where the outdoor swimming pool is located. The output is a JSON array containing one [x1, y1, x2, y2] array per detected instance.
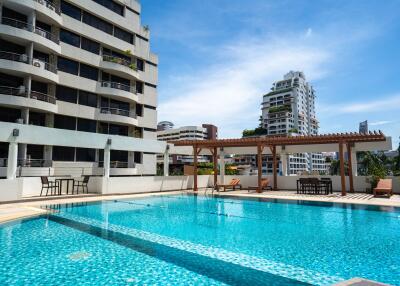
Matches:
[[0, 194, 399, 285]]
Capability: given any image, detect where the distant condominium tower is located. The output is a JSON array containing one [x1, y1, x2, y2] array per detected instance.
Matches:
[[157, 121, 174, 131], [0, 0, 159, 176], [261, 71, 326, 174]]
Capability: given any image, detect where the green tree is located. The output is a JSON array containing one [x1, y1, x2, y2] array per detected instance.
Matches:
[[358, 151, 388, 188]]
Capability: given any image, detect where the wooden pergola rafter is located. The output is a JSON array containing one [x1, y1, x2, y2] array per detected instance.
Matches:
[[170, 131, 386, 195]]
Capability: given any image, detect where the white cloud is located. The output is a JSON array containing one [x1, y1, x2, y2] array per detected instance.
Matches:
[[305, 28, 313, 38], [369, 120, 394, 126], [158, 35, 331, 138]]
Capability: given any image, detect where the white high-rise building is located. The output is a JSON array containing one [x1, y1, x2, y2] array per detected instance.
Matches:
[[261, 71, 327, 174], [0, 0, 159, 176]]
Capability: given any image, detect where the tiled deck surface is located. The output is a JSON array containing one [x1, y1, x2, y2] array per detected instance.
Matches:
[[334, 278, 390, 286]]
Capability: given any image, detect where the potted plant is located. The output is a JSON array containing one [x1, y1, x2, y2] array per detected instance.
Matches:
[[124, 50, 132, 56], [129, 63, 137, 70]]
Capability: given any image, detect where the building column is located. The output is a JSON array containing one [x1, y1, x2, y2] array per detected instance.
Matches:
[[7, 142, 18, 179], [272, 145, 277, 191], [351, 150, 358, 176], [339, 142, 346, 196], [163, 146, 169, 176], [281, 153, 288, 176], [213, 147, 218, 188], [219, 148, 225, 184], [193, 146, 198, 192], [257, 144, 263, 193], [347, 143, 355, 193], [104, 144, 111, 178]]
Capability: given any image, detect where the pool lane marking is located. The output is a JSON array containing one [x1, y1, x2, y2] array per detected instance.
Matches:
[[51, 211, 344, 286]]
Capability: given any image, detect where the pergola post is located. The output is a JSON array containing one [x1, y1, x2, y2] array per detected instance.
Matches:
[[257, 144, 263, 193], [347, 143, 354, 193], [339, 141, 346, 196], [7, 142, 18, 179], [271, 145, 277, 191], [212, 147, 218, 188], [219, 148, 225, 184], [193, 146, 198, 192], [281, 153, 288, 176], [163, 145, 169, 176]]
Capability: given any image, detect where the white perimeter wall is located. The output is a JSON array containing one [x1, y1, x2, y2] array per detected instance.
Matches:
[[0, 175, 398, 202]]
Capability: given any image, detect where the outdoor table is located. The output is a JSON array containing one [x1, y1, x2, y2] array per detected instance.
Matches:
[[55, 178, 75, 195]]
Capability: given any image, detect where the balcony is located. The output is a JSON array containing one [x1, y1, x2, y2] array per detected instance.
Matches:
[[0, 51, 58, 82], [0, 17, 60, 53], [97, 81, 138, 103], [100, 55, 140, 80], [0, 85, 57, 113], [33, 0, 61, 15], [97, 107, 138, 126]]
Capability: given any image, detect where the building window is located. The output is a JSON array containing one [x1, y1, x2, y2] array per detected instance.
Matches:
[[77, 118, 97, 133], [76, 148, 96, 162], [109, 124, 128, 136], [92, 0, 124, 16], [79, 91, 98, 107], [58, 57, 79, 75], [61, 1, 81, 21], [136, 58, 144, 71], [54, 115, 76, 130], [80, 63, 99, 81], [134, 152, 142, 164], [29, 112, 46, 126], [82, 11, 113, 35], [56, 85, 78, 103], [81, 37, 100, 55], [53, 146, 75, 161], [60, 29, 80, 47], [136, 81, 143, 94], [0, 107, 21, 123], [114, 26, 134, 44]]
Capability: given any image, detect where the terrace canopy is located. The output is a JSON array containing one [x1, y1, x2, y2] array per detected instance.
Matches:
[[169, 132, 391, 195]]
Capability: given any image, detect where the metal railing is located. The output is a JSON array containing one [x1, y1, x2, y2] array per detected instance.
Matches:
[[100, 81, 136, 93], [0, 86, 57, 104], [33, 0, 61, 15], [102, 55, 136, 70], [100, 107, 136, 118], [1, 17, 59, 44], [98, 161, 131, 168], [0, 51, 57, 74], [17, 159, 52, 167]]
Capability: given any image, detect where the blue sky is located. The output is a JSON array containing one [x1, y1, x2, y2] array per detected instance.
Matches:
[[140, 0, 400, 149]]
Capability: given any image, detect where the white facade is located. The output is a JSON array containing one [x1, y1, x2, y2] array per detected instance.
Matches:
[[262, 71, 327, 175], [0, 0, 159, 176]]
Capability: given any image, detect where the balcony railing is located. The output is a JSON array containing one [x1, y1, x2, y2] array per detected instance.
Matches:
[[1, 17, 59, 44], [0, 51, 57, 74], [100, 107, 136, 118], [0, 158, 7, 167], [0, 86, 57, 104], [102, 55, 136, 70], [18, 159, 52, 167], [98, 161, 131, 168], [100, 81, 136, 94], [33, 0, 61, 15]]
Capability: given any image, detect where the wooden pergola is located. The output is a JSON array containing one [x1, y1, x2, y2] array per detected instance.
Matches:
[[170, 132, 387, 195]]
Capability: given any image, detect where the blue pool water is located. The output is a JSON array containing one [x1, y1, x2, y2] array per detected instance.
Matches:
[[0, 194, 399, 285]]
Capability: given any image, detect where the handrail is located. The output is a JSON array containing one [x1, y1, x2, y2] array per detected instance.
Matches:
[[33, 0, 61, 15], [100, 107, 136, 118], [100, 81, 136, 93], [0, 51, 57, 74], [1, 17, 59, 44], [0, 85, 56, 104]]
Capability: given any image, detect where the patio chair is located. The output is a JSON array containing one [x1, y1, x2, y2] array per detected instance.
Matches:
[[247, 178, 272, 192], [373, 179, 393, 198], [73, 176, 90, 194], [320, 178, 332, 194], [215, 178, 242, 192], [40, 176, 59, 196], [298, 178, 310, 194]]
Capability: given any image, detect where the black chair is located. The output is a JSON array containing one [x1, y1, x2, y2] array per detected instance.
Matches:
[[73, 176, 90, 194], [40, 176, 59, 196], [298, 178, 310, 194], [320, 178, 332, 194]]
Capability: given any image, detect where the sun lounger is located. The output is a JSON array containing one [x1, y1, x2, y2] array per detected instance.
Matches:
[[215, 179, 242, 192], [247, 178, 272, 192], [373, 179, 393, 198]]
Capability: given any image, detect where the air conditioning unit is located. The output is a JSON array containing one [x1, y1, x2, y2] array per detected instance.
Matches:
[[102, 82, 110, 88], [19, 54, 28, 62], [16, 118, 24, 124], [32, 59, 43, 69], [17, 85, 25, 95]]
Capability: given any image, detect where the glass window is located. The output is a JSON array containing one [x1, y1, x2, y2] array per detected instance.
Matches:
[[136, 81, 143, 94], [27, 144, 44, 160], [82, 11, 113, 35], [98, 122, 109, 134], [0, 72, 23, 87], [58, 57, 79, 75], [56, 85, 77, 103], [29, 112, 46, 126], [60, 1, 81, 21], [111, 150, 128, 162], [81, 37, 100, 54], [33, 50, 49, 63], [60, 29, 80, 47], [77, 118, 97, 133], [54, 115, 76, 130], [80, 63, 99, 81], [92, 0, 124, 16], [0, 107, 21, 123], [76, 148, 96, 162], [79, 91, 97, 107], [31, 81, 48, 94], [109, 124, 128, 136], [35, 20, 51, 33], [114, 26, 133, 44], [136, 104, 143, 117], [134, 152, 142, 164], [136, 58, 144, 71], [53, 146, 75, 161]]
